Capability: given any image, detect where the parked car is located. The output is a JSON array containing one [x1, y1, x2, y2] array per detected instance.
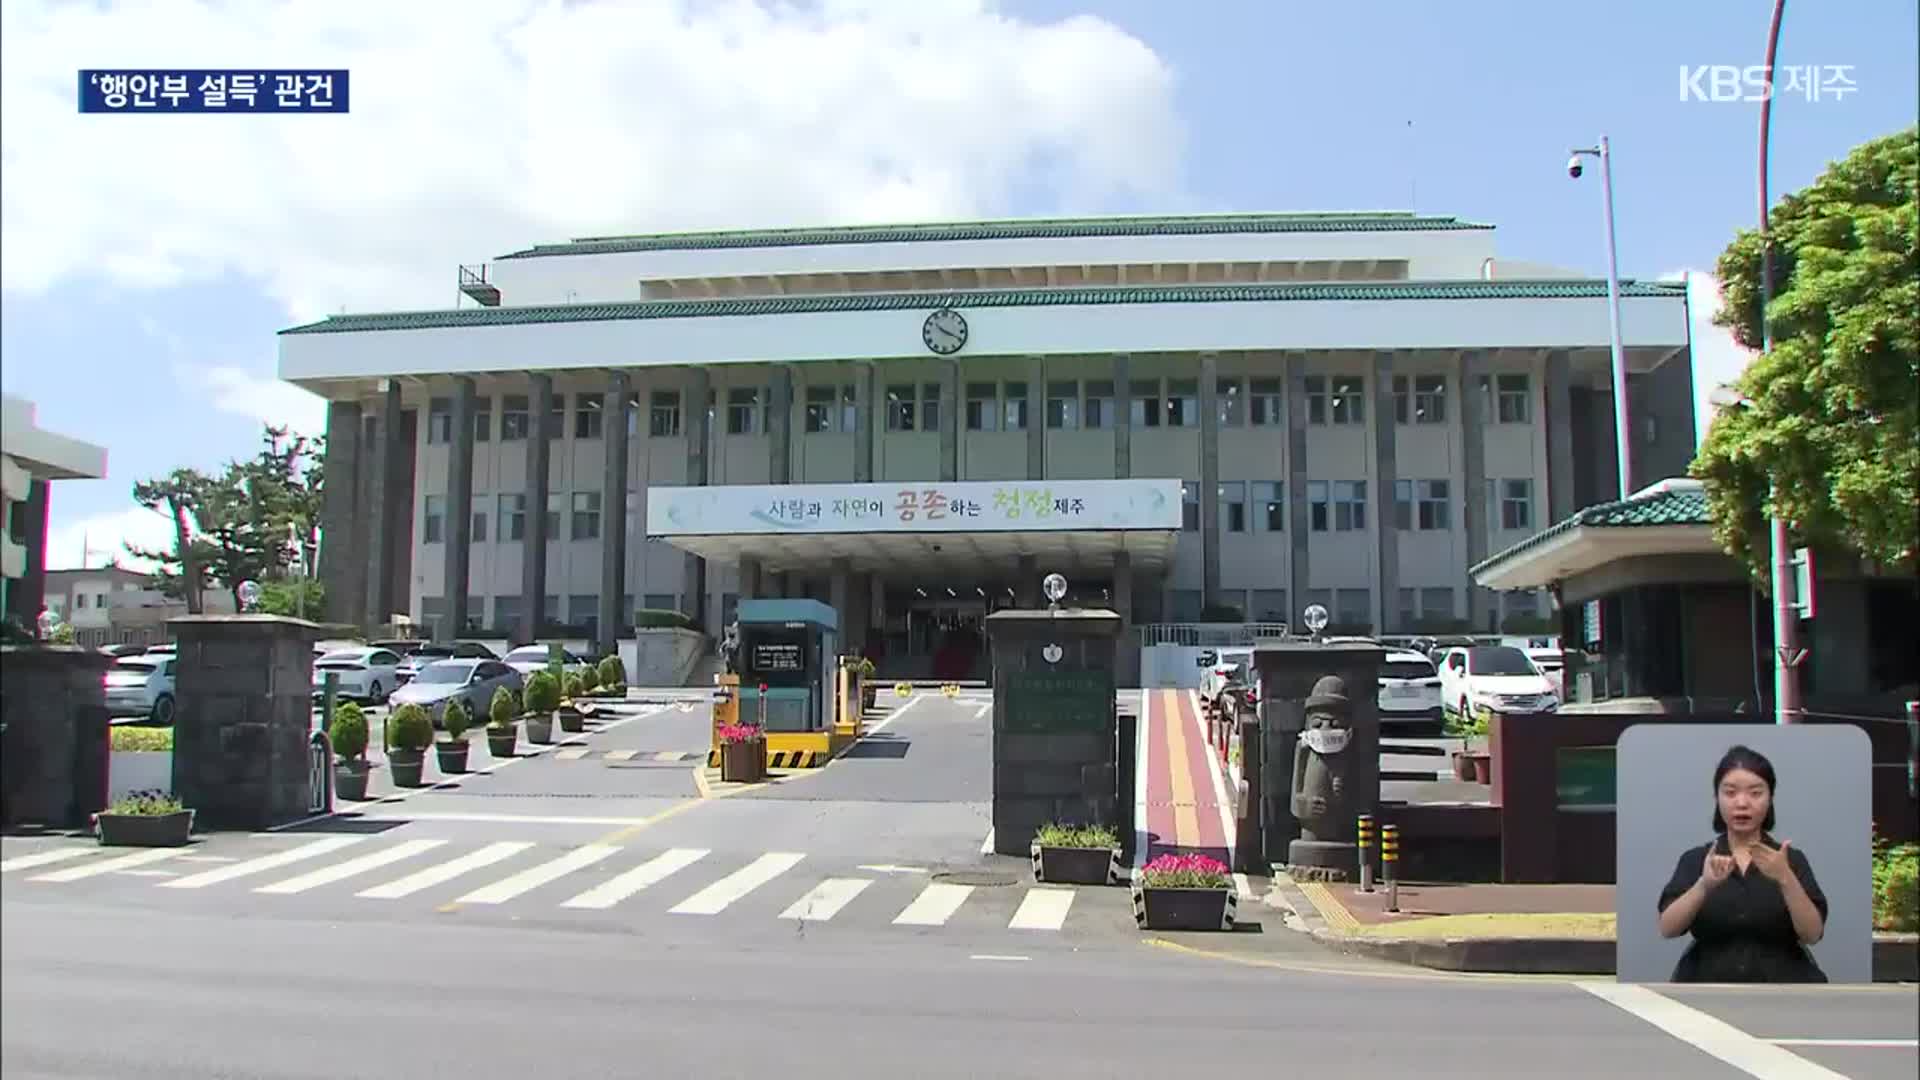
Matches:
[[501, 644, 593, 679], [388, 658, 523, 726], [1437, 645, 1560, 720], [1198, 647, 1253, 711], [394, 641, 496, 685], [1377, 649, 1443, 726], [98, 642, 147, 658], [104, 654, 176, 724], [1525, 646, 1568, 700], [311, 646, 405, 703]]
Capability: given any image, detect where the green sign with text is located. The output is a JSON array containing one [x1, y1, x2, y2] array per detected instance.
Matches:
[[1002, 670, 1112, 733]]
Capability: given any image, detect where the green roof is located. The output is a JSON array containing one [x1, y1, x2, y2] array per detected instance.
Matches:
[[281, 279, 1685, 336], [1472, 482, 1712, 577], [496, 212, 1493, 259]]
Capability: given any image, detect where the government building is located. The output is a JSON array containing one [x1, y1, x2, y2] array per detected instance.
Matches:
[[280, 212, 1699, 674]]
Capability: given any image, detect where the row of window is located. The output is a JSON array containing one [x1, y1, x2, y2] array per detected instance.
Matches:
[[420, 593, 682, 635], [421, 373, 1541, 446], [1174, 479, 1535, 534], [1169, 585, 1541, 627], [422, 492, 620, 544]]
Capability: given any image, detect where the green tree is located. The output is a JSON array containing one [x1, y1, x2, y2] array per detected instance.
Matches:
[[1692, 128, 1918, 581], [128, 469, 211, 612]]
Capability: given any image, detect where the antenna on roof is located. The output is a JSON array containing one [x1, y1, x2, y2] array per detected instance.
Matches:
[[1406, 120, 1416, 213]]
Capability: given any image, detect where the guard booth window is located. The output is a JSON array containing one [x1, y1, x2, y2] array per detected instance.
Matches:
[[742, 626, 811, 689]]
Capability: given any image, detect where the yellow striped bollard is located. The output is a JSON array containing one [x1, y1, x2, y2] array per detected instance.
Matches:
[[1382, 823, 1400, 912], [1356, 814, 1375, 893]]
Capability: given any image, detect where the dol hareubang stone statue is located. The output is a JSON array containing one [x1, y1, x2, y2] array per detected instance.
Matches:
[[1287, 675, 1358, 877]]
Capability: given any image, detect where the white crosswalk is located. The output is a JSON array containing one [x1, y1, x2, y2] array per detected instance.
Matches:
[[670, 852, 804, 915]]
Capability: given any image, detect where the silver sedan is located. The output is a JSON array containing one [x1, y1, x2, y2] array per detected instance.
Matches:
[[387, 658, 524, 726]]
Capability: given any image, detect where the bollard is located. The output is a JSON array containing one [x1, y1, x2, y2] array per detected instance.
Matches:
[[1356, 813, 1374, 893], [1382, 823, 1400, 912]]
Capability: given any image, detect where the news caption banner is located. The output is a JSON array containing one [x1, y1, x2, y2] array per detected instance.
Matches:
[[78, 70, 348, 113]]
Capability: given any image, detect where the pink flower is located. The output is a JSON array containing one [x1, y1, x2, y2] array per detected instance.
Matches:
[[717, 723, 763, 745]]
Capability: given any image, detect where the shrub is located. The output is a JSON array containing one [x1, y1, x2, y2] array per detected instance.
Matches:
[[1139, 853, 1231, 889], [597, 655, 625, 691], [386, 703, 433, 752], [852, 657, 877, 677], [523, 671, 560, 713], [1873, 832, 1919, 932], [442, 698, 470, 740], [328, 701, 368, 760], [110, 727, 173, 753], [562, 671, 586, 701], [1034, 823, 1118, 849], [579, 663, 600, 692], [634, 608, 694, 631], [490, 686, 518, 727], [106, 789, 185, 816]]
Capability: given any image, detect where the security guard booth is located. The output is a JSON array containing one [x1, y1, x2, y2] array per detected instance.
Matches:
[[717, 599, 843, 769]]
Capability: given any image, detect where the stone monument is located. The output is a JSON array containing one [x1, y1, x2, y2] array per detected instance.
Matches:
[[1249, 639, 1385, 877], [1288, 675, 1357, 872]]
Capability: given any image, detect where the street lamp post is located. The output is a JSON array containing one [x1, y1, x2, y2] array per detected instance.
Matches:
[[1568, 136, 1634, 500], [1709, 385, 1803, 726]]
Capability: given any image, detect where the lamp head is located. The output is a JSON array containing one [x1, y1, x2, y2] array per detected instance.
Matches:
[[1041, 573, 1069, 606]]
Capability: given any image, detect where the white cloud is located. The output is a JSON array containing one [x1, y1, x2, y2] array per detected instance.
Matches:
[[178, 362, 327, 434], [1661, 268, 1758, 444], [0, 1, 1184, 320], [44, 504, 176, 573]]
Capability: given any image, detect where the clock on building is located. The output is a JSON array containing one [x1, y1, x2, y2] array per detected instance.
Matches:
[[922, 308, 968, 355]]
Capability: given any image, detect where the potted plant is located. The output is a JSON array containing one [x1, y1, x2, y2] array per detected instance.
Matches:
[[522, 671, 566, 737], [596, 655, 626, 698], [94, 789, 194, 847], [1445, 705, 1491, 782], [557, 670, 586, 724], [1030, 822, 1121, 885], [718, 722, 766, 784], [329, 700, 372, 801], [1132, 853, 1237, 931], [854, 657, 878, 711], [437, 697, 473, 774], [487, 696, 520, 758], [386, 702, 433, 787]]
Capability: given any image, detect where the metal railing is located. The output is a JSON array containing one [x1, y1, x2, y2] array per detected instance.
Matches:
[[1135, 622, 1291, 647]]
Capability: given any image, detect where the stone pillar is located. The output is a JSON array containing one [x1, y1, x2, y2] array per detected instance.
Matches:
[[1250, 641, 1384, 875], [739, 556, 763, 600], [1113, 353, 1132, 477], [854, 362, 876, 483], [1372, 351, 1400, 634], [319, 400, 364, 629], [685, 367, 712, 628], [1199, 352, 1221, 609], [830, 558, 852, 639], [1544, 349, 1576, 525], [1026, 356, 1045, 479], [985, 608, 1122, 855], [169, 615, 322, 831], [1460, 351, 1491, 632], [1017, 553, 1040, 607], [441, 377, 476, 643], [599, 371, 631, 656], [770, 366, 794, 484], [520, 374, 553, 644], [1113, 550, 1136, 686], [1285, 354, 1311, 626], [939, 359, 959, 482], [364, 380, 404, 629], [0, 646, 112, 827]]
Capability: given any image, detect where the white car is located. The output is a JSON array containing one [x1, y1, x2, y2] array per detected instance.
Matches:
[[104, 654, 176, 723], [1377, 649, 1443, 725], [1438, 645, 1560, 720], [312, 646, 404, 703], [501, 644, 593, 679], [1525, 646, 1568, 700]]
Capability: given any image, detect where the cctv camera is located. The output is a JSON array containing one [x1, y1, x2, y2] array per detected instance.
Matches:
[[1567, 155, 1584, 179]]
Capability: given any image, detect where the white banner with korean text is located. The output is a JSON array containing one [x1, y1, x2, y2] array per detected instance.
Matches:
[[647, 478, 1182, 536]]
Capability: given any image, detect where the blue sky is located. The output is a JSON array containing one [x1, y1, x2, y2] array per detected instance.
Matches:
[[1, 0, 1914, 570]]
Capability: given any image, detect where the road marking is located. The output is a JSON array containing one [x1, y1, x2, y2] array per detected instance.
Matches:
[[1767, 1039, 1917, 1049], [650, 751, 681, 762], [2, 848, 96, 873], [855, 864, 926, 874], [603, 749, 639, 761], [1577, 982, 1847, 1079], [670, 852, 806, 915], [175, 854, 238, 863], [893, 882, 973, 926], [1233, 873, 1254, 899], [1007, 887, 1075, 930], [160, 837, 363, 890], [970, 954, 1030, 962], [119, 869, 178, 877], [30, 847, 180, 882], [560, 848, 709, 909], [455, 844, 622, 905], [256, 839, 447, 895], [377, 811, 658, 826], [556, 748, 590, 761], [357, 841, 534, 899], [973, 703, 991, 720], [1190, 688, 1239, 854], [778, 877, 872, 921], [979, 828, 995, 855]]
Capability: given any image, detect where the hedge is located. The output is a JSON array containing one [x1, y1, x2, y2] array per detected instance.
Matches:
[[110, 727, 173, 752]]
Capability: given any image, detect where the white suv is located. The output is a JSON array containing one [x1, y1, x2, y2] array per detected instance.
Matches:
[[1377, 649, 1443, 726], [1438, 645, 1561, 720], [105, 654, 177, 724]]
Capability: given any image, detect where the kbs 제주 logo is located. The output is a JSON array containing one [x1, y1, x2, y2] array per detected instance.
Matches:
[[78, 70, 350, 113]]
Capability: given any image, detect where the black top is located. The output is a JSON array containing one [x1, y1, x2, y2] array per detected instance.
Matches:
[[1658, 835, 1828, 983]]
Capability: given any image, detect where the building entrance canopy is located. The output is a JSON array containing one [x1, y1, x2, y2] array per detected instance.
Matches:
[[647, 478, 1182, 576]]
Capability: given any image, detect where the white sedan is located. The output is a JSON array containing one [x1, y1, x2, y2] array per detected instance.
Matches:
[[311, 647, 404, 703]]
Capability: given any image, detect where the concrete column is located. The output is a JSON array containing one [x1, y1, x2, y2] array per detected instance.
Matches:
[[1285, 353, 1311, 626], [1026, 356, 1045, 479], [1112, 353, 1132, 478], [1372, 351, 1400, 634], [1017, 554, 1039, 607], [364, 381, 403, 630], [830, 558, 852, 639], [598, 371, 631, 656], [1198, 352, 1221, 610], [442, 377, 476, 642], [684, 367, 712, 628], [1460, 350, 1491, 631], [520, 374, 553, 644], [1113, 549, 1135, 684], [319, 400, 364, 629], [770, 366, 794, 484], [5, 479, 49, 625], [854, 362, 876, 483], [1544, 349, 1575, 525], [739, 556, 762, 600], [939, 360, 959, 482]]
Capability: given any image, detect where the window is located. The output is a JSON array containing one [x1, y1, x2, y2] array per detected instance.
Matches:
[[1335, 588, 1371, 627], [1218, 481, 1246, 533], [1421, 588, 1454, 620], [464, 597, 485, 633], [420, 596, 444, 632], [495, 595, 521, 629], [543, 494, 562, 540], [1130, 379, 1160, 427], [644, 593, 676, 612], [1249, 378, 1282, 426], [423, 495, 445, 543], [570, 595, 598, 637], [965, 382, 998, 431], [1393, 376, 1411, 425], [1334, 480, 1367, 531], [574, 394, 603, 439], [1166, 379, 1197, 427], [1500, 478, 1533, 530], [1507, 591, 1541, 618], [1046, 381, 1078, 430], [543, 594, 561, 622], [571, 492, 601, 541], [885, 384, 917, 431], [74, 594, 87, 609], [501, 395, 529, 440], [471, 502, 489, 543], [625, 392, 642, 437], [1002, 381, 1029, 431], [803, 385, 833, 433], [1252, 481, 1285, 531], [1330, 375, 1365, 424], [1414, 375, 1447, 424], [496, 494, 525, 541], [649, 390, 681, 437], [1216, 378, 1243, 426], [1307, 480, 1329, 531], [1251, 589, 1288, 622], [725, 387, 762, 435], [920, 382, 943, 432], [547, 394, 565, 441], [1082, 380, 1112, 429], [427, 397, 453, 444], [840, 385, 859, 434], [471, 397, 492, 442], [1305, 377, 1327, 425], [1398, 588, 1417, 629], [1180, 481, 1200, 531], [720, 592, 739, 628], [1497, 374, 1531, 423], [1394, 479, 1450, 531]]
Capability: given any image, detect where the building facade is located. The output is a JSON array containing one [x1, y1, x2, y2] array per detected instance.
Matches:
[[279, 213, 1698, 667], [2, 394, 108, 628]]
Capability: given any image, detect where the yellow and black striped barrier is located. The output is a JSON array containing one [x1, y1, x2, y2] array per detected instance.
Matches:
[[705, 748, 829, 769], [1382, 823, 1400, 912], [1356, 814, 1375, 892]]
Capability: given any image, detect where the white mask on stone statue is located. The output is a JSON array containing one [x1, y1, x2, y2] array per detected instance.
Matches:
[[1301, 727, 1351, 756]]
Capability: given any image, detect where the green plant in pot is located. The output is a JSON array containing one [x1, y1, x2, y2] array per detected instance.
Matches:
[[522, 675, 557, 743], [94, 788, 194, 847], [328, 700, 372, 801], [385, 703, 433, 787], [436, 697, 473, 775], [1031, 822, 1121, 885], [854, 657, 878, 711], [596, 654, 626, 699], [485, 686, 520, 757], [1444, 706, 1492, 783]]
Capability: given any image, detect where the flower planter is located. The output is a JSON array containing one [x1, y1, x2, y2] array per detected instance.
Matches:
[[108, 750, 174, 806], [334, 760, 370, 801], [1467, 752, 1492, 785], [487, 727, 518, 758], [435, 737, 470, 775], [388, 748, 426, 787], [96, 809, 194, 847], [1032, 844, 1121, 886], [556, 709, 585, 734], [720, 739, 766, 784], [1452, 751, 1475, 781], [525, 714, 555, 744], [1133, 884, 1237, 931]]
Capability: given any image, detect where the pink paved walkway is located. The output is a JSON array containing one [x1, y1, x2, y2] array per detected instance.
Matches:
[[1140, 689, 1233, 867]]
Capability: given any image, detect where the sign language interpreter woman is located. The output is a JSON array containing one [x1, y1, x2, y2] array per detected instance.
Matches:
[[1655, 745, 1829, 982]]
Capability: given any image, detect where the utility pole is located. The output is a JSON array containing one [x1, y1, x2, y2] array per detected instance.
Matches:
[[1758, 0, 1802, 724]]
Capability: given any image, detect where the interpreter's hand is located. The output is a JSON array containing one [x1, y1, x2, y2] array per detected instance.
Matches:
[[1699, 848, 1735, 890], [1749, 840, 1793, 883]]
